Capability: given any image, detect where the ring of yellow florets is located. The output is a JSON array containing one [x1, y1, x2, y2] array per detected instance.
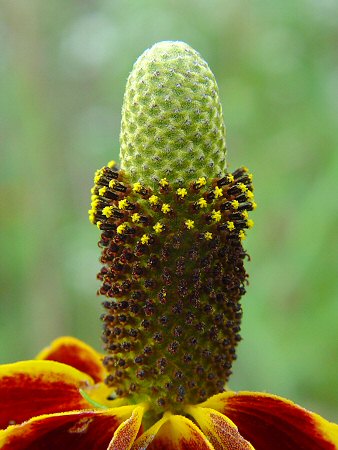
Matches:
[[89, 161, 255, 244], [89, 160, 255, 416]]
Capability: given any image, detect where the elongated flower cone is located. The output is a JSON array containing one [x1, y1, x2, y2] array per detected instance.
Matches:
[[89, 41, 255, 419]]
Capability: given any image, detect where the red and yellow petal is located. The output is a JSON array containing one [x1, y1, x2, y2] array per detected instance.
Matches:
[[133, 413, 214, 450], [131, 414, 168, 449], [185, 405, 254, 450], [202, 391, 338, 450], [0, 404, 143, 450], [108, 405, 144, 450], [0, 360, 93, 429], [36, 336, 105, 383]]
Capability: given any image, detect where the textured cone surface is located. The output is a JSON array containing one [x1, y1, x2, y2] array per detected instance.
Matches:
[[120, 41, 226, 187], [89, 162, 255, 417]]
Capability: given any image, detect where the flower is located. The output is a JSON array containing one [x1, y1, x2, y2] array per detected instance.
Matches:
[[1, 41, 337, 449]]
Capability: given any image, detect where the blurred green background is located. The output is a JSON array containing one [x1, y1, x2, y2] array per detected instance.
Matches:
[[1, 0, 337, 421]]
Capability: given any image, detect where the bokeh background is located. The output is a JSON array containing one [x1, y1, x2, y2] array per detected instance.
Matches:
[[1, 0, 337, 421]]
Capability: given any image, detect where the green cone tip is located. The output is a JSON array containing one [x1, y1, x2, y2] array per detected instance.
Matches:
[[120, 41, 227, 187]]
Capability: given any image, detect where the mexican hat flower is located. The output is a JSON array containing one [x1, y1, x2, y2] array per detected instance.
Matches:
[[1, 41, 337, 449]]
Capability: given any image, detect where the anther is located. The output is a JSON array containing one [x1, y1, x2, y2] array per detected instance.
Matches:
[[159, 315, 168, 325], [168, 341, 179, 354], [157, 357, 167, 368], [144, 346, 153, 355], [153, 332, 163, 343], [141, 319, 151, 329], [156, 397, 165, 408], [173, 326, 183, 337]]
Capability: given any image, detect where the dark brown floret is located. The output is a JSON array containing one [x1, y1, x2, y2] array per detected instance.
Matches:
[[89, 165, 255, 415]]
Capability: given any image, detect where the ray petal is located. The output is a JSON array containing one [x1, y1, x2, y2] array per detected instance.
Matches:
[[185, 405, 254, 450], [131, 414, 169, 449], [0, 360, 93, 429], [0, 405, 138, 450], [134, 413, 215, 450], [107, 405, 144, 450], [36, 336, 106, 382], [201, 391, 338, 450]]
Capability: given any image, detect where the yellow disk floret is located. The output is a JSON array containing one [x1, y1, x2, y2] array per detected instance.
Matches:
[[238, 183, 248, 193], [118, 199, 128, 210], [227, 174, 234, 183], [185, 219, 195, 229], [153, 222, 164, 233], [177, 188, 187, 198], [239, 230, 246, 241], [246, 190, 254, 200], [91, 199, 100, 212], [107, 160, 116, 168], [204, 231, 213, 240], [247, 219, 254, 229], [196, 177, 206, 187], [149, 195, 159, 205], [92, 197, 100, 207], [211, 210, 222, 222], [94, 168, 103, 184], [131, 213, 140, 223], [214, 186, 223, 198], [133, 182, 142, 193], [99, 186, 107, 197], [161, 203, 171, 214], [109, 179, 116, 188], [88, 210, 95, 224], [231, 200, 239, 210], [241, 210, 249, 220], [140, 234, 150, 245], [227, 221, 235, 231], [102, 206, 113, 218], [117, 223, 127, 234], [197, 198, 207, 208], [159, 178, 169, 187]]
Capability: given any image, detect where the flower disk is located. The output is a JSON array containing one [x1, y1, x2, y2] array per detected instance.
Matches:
[[120, 41, 227, 187], [89, 161, 255, 417]]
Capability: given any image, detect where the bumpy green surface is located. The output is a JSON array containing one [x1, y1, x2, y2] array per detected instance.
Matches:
[[120, 41, 226, 187]]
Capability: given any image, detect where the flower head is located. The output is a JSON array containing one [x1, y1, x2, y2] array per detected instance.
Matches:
[[89, 41, 255, 418], [1, 41, 337, 449]]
